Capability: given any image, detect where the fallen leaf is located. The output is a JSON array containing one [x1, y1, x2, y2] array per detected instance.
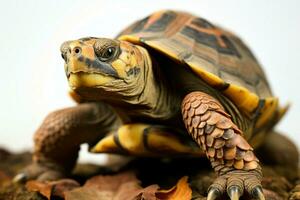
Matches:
[[26, 179, 80, 199], [84, 171, 138, 190], [134, 185, 159, 200], [65, 171, 159, 200], [65, 187, 109, 200], [26, 180, 52, 199], [156, 176, 192, 200], [51, 179, 81, 198], [116, 183, 159, 200], [0, 171, 11, 186]]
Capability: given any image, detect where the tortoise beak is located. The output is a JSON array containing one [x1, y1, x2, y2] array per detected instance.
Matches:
[[60, 41, 119, 79]]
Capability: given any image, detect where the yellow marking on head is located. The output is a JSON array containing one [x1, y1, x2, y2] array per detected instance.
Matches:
[[68, 56, 87, 73], [66, 40, 97, 74], [70, 41, 95, 59], [111, 40, 144, 79], [111, 59, 128, 78], [69, 73, 114, 88], [119, 43, 132, 64]]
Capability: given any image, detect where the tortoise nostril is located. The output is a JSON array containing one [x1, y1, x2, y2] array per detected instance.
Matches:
[[61, 53, 67, 62], [60, 41, 71, 53], [74, 47, 81, 54]]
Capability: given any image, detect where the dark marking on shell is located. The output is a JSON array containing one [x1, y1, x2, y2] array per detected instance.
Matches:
[[191, 17, 215, 29], [131, 17, 150, 33], [145, 11, 176, 32], [252, 99, 265, 121], [181, 26, 241, 57]]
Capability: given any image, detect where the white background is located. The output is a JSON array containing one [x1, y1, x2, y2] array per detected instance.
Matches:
[[0, 0, 299, 163]]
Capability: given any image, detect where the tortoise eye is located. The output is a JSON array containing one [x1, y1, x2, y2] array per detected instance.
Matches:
[[96, 46, 117, 61]]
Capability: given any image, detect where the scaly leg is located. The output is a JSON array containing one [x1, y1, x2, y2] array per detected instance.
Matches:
[[182, 91, 264, 200], [14, 102, 120, 182]]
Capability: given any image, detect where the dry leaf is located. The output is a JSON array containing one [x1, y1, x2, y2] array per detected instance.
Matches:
[[65, 171, 159, 200], [156, 176, 192, 200], [26, 180, 52, 199], [65, 187, 111, 200], [84, 171, 138, 190], [26, 179, 80, 199], [51, 179, 81, 198], [134, 185, 159, 200], [0, 171, 11, 186]]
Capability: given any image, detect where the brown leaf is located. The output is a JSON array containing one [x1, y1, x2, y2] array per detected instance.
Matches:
[[65, 187, 106, 200], [52, 179, 80, 198], [122, 184, 159, 200], [65, 171, 159, 200], [26, 179, 80, 199], [26, 180, 52, 199], [84, 171, 138, 190], [0, 171, 11, 187], [156, 176, 192, 200]]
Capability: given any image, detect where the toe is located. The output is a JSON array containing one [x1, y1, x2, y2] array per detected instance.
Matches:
[[227, 186, 242, 200], [13, 164, 46, 183], [207, 188, 221, 200], [243, 173, 264, 199], [207, 176, 227, 200], [251, 186, 265, 200], [226, 176, 244, 200], [13, 162, 65, 182], [13, 173, 28, 183], [206, 169, 264, 200]]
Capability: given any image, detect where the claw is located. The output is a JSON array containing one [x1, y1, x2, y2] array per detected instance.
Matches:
[[207, 188, 221, 200], [13, 173, 27, 183], [228, 186, 241, 200], [252, 186, 265, 200]]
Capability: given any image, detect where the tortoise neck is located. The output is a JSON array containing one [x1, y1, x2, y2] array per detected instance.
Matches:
[[121, 46, 175, 120]]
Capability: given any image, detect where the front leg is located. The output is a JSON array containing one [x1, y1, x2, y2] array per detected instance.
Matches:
[[182, 92, 264, 200], [14, 102, 120, 182]]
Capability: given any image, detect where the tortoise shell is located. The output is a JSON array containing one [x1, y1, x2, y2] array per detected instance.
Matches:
[[118, 10, 284, 130]]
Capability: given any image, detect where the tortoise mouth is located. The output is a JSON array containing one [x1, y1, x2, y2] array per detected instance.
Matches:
[[68, 72, 115, 89]]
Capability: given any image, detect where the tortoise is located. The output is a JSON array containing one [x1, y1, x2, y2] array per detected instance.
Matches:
[[15, 10, 299, 199]]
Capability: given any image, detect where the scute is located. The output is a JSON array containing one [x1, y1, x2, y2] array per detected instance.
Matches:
[[118, 10, 283, 129]]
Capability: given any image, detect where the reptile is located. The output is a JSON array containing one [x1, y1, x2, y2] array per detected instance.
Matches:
[[15, 10, 299, 200]]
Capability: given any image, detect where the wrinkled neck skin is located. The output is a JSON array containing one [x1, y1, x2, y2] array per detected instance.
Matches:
[[114, 46, 176, 121], [75, 45, 177, 121]]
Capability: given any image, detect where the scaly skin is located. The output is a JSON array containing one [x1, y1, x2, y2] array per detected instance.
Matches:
[[15, 102, 120, 181], [182, 91, 264, 199], [14, 37, 299, 200]]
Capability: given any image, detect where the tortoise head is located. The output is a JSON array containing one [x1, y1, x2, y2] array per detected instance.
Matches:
[[60, 37, 148, 101]]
